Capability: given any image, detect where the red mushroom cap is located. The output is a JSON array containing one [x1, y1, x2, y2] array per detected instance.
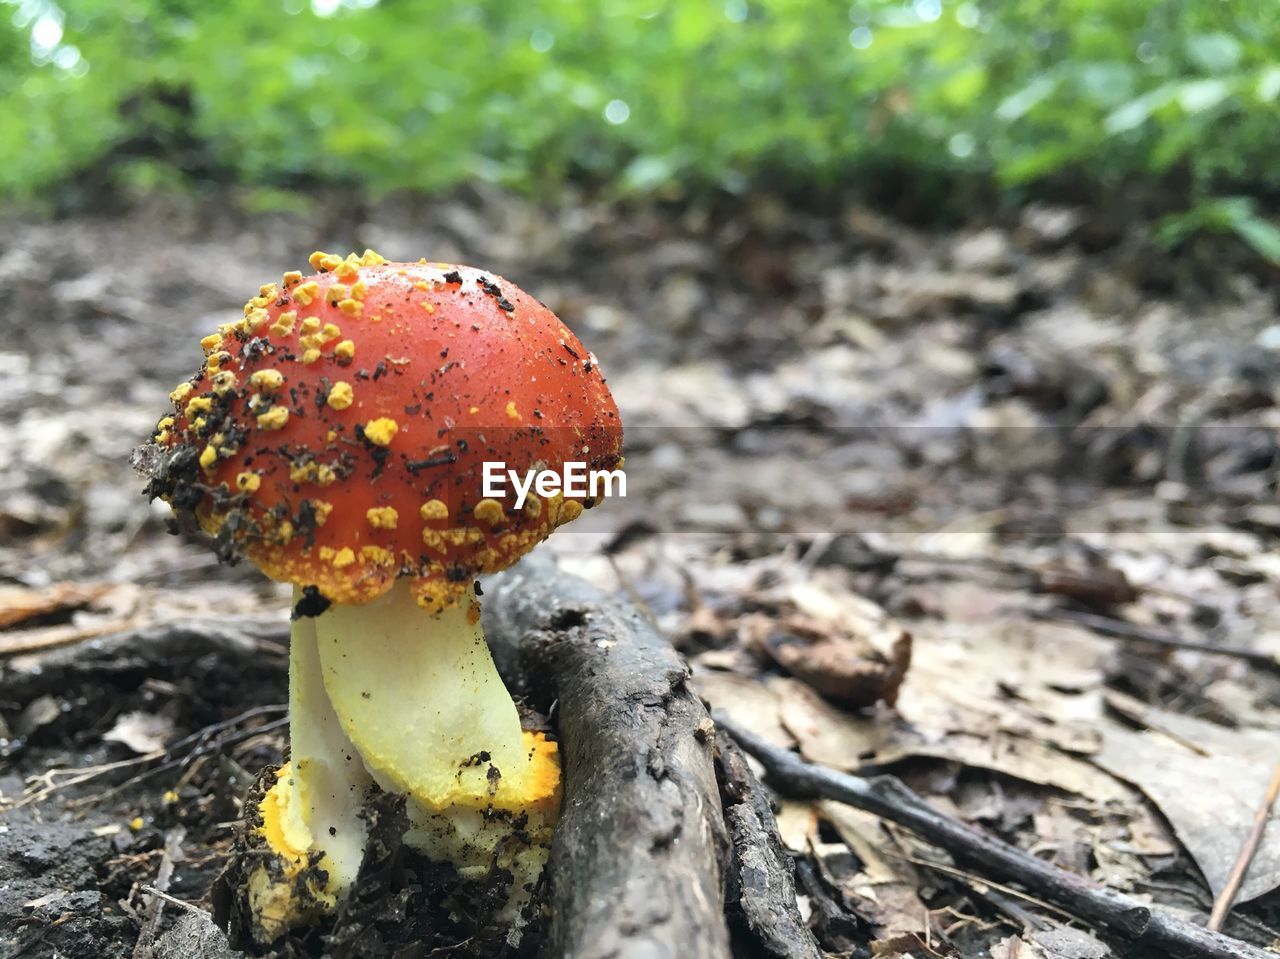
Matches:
[[148, 251, 622, 611]]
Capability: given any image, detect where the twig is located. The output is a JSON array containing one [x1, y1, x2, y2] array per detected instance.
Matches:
[[12, 751, 165, 809], [878, 845, 1077, 926], [133, 825, 186, 959], [715, 735, 823, 958], [715, 713, 1275, 959], [6, 704, 286, 811], [0, 617, 140, 656], [139, 885, 207, 916], [1028, 607, 1280, 674], [1208, 764, 1280, 932], [67, 715, 287, 809]]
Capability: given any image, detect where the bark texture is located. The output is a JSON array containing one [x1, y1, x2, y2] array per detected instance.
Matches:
[[484, 555, 734, 959], [716, 737, 824, 959]]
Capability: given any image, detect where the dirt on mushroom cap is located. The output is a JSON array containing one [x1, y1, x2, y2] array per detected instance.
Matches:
[[144, 251, 623, 612]]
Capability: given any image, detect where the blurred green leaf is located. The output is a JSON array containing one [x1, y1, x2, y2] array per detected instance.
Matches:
[[1185, 32, 1242, 73], [1104, 84, 1177, 135], [0, 0, 1273, 242], [996, 75, 1056, 122], [1176, 78, 1231, 113], [1159, 196, 1280, 265], [1231, 213, 1280, 265], [1257, 66, 1280, 102]]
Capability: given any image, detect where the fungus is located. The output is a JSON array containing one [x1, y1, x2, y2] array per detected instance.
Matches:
[[144, 253, 622, 944]]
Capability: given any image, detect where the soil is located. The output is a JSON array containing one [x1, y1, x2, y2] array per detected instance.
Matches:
[[1, 185, 1278, 958]]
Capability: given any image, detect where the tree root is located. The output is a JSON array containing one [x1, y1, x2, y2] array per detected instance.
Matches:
[[483, 554, 820, 959]]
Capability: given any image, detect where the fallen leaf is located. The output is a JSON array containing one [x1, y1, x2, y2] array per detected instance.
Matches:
[[0, 582, 113, 630], [990, 936, 1047, 959], [871, 932, 959, 957], [1031, 925, 1112, 958], [16, 694, 61, 736], [773, 800, 817, 853], [818, 801, 898, 884], [103, 711, 174, 755], [1094, 694, 1280, 903], [773, 677, 1131, 804], [693, 668, 794, 749]]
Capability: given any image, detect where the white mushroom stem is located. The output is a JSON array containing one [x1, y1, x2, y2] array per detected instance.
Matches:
[[276, 591, 373, 893], [268, 579, 556, 917], [313, 580, 530, 809]]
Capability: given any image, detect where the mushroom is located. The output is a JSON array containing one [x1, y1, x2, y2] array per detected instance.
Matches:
[[144, 251, 622, 943]]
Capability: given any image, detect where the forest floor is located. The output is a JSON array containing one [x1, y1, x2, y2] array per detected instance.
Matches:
[[1, 186, 1278, 958]]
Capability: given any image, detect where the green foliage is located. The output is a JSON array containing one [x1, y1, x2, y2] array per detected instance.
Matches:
[[1, 0, 1277, 225], [1158, 196, 1280, 265]]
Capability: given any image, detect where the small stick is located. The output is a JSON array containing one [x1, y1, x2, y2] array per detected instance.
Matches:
[[7, 704, 286, 810], [133, 826, 186, 959], [139, 885, 207, 916], [716, 713, 1274, 959], [1028, 607, 1280, 674], [1208, 764, 1280, 932]]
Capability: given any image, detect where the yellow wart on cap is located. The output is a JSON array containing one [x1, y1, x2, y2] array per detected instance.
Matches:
[[327, 381, 354, 410], [250, 369, 285, 391], [366, 507, 399, 529], [473, 499, 506, 526], [257, 407, 290, 431], [362, 418, 399, 446], [420, 499, 449, 521]]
